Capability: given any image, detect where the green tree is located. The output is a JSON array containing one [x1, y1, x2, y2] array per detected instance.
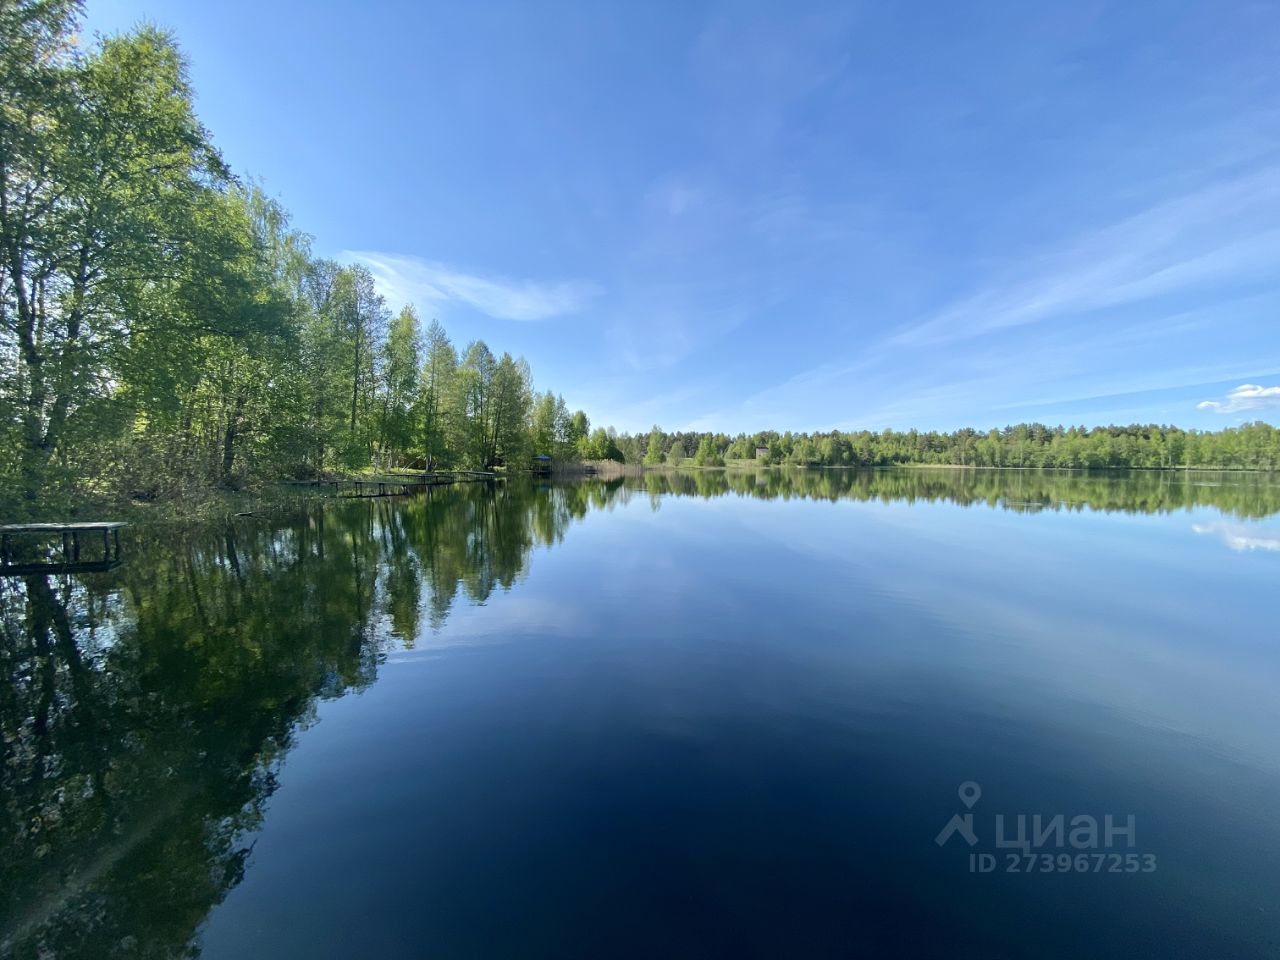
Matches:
[[1, 10, 235, 504], [418, 319, 457, 471], [581, 427, 623, 462], [377, 305, 421, 466], [693, 436, 723, 467], [488, 353, 533, 468], [565, 410, 590, 450], [643, 425, 665, 465], [454, 340, 495, 467]]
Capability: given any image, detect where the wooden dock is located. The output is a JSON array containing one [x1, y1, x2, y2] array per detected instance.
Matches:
[[1, 521, 127, 572], [336, 480, 419, 498]]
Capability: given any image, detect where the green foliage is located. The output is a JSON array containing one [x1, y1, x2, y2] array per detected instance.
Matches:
[[1, 6, 236, 507], [580, 427, 624, 462], [620, 422, 1280, 472], [417, 318, 458, 470], [643, 425, 666, 465], [693, 436, 725, 467], [377, 305, 421, 463], [530, 390, 574, 460], [565, 410, 589, 451], [0, 4, 589, 514]]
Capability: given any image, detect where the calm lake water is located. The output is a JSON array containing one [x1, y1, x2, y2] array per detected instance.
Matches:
[[3, 468, 1280, 959]]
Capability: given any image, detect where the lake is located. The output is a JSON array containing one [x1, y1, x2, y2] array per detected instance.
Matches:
[[3, 468, 1279, 959]]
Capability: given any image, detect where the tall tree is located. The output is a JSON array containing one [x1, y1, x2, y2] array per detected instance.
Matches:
[[456, 340, 496, 467], [488, 353, 532, 468], [418, 318, 457, 471], [1, 8, 233, 503], [377, 305, 421, 466], [565, 410, 589, 451], [643, 425, 665, 465]]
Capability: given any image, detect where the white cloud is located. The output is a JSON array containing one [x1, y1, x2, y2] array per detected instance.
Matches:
[[1197, 383, 1280, 414], [344, 251, 601, 321], [891, 167, 1280, 346], [1191, 522, 1280, 552]]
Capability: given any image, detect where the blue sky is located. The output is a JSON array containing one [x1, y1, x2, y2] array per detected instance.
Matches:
[[87, 0, 1280, 434]]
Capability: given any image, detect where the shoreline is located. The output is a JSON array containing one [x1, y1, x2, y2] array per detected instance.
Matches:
[[10, 462, 1277, 527]]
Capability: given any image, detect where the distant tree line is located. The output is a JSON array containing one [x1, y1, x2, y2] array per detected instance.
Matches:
[[619, 422, 1280, 471], [0, 2, 595, 515]]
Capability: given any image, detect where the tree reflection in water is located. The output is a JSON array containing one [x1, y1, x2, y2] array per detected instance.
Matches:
[[1, 469, 1275, 957]]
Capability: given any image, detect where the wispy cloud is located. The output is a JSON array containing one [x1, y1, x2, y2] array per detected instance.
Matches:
[[579, 383, 718, 434], [1192, 522, 1280, 552], [690, 8, 856, 152], [1197, 383, 1280, 414], [891, 168, 1280, 346], [344, 251, 602, 321], [645, 178, 707, 217]]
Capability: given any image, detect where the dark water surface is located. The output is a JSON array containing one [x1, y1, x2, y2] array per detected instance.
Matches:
[[3, 469, 1279, 959]]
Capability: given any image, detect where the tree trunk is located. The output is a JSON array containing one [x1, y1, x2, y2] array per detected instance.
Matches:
[[222, 395, 246, 486]]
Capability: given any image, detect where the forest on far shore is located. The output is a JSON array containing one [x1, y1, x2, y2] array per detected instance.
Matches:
[[618, 421, 1280, 471]]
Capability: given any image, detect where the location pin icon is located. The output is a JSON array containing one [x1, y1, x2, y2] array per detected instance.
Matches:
[[959, 781, 981, 809]]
